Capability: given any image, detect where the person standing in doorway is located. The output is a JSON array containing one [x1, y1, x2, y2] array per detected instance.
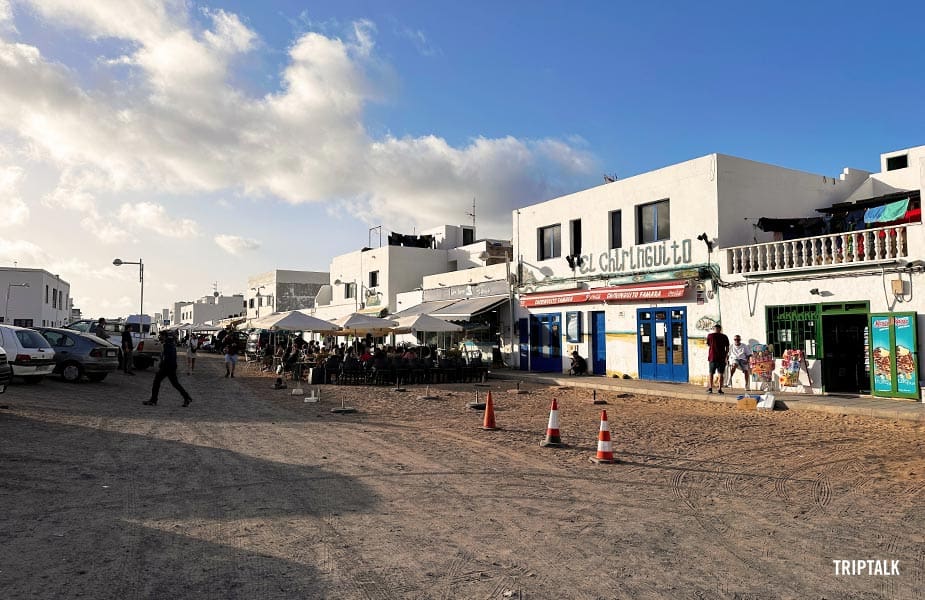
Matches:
[[143, 331, 192, 407], [727, 334, 752, 390], [706, 324, 730, 394], [222, 332, 240, 378], [121, 327, 135, 376]]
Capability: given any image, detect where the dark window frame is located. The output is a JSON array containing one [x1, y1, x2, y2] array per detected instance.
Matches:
[[537, 224, 562, 261], [609, 210, 623, 249], [636, 199, 670, 244]]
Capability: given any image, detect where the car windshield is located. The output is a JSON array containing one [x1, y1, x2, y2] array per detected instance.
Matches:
[[17, 330, 52, 349]]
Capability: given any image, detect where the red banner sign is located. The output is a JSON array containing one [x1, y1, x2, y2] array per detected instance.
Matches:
[[520, 281, 689, 307]]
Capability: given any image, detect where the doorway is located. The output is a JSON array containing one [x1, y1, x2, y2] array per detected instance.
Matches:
[[529, 313, 562, 372], [591, 311, 606, 375], [637, 307, 688, 382], [822, 313, 869, 394]]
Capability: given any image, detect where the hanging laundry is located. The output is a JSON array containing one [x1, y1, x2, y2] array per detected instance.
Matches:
[[864, 198, 909, 224]]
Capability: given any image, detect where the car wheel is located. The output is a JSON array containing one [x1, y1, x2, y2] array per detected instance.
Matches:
[[133, 355, 153, 370], [86, 373, 107, 382], [61, 362, 83, 383], [23, 376, 44, 385]]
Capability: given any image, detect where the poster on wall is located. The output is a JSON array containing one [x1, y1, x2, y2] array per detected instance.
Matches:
[[869, 312, 919, 400], [565, 312, 582, 343], [893, 314, 918, 395], [870, 316, 893, 395]]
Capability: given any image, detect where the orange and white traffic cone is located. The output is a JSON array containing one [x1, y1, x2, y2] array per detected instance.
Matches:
[[589, 410, 617, 464], [481, 390, 498, 430], [540, 399, 564, 447]]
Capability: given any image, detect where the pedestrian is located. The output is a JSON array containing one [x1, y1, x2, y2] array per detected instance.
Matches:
[[222, 331, 240, 378], [706, 323, 730, 394], [569, 350, 588, 375], [121, 326, 135, 376], [143, 331, 192, 407], [727, 334, 752, 390], [186, 333, 199, 375], [93, 317, 110, 341]]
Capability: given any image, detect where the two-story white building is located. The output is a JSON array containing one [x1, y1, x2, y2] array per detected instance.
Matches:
[[0, 267, 72, 327], [176, 293, 246, 325], [246, 270, 330, 321], [512, 148, 924, 401]]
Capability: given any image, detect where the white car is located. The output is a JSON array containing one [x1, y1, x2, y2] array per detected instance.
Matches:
[[0, 324, 56, 383]]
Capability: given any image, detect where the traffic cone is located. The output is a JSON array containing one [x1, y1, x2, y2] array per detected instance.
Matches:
[[589, 410, 617, 464], [481, 390, 498, 430], [540, 399, 564, 447]]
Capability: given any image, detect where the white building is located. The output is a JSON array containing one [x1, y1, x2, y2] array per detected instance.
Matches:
[[177, 293, 246, 325], [246, 270, 329, 321], [0, 267, 72, 327], [512, 147, 924, 401]]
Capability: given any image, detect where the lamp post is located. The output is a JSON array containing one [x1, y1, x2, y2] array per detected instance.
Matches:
[[251, 286, 266, 320], [5, 282, 30, 324], [112, 258, 143, 336]]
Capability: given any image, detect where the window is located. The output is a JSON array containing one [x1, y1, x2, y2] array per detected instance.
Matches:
[[59, 290, 63, 309], [887, 155, 908, 171], [346, 283, 356, 299], [462, 227, 475, 245], [609, 210, 622, 249], [249, 298, 254, 309], [636, 199, 670, 244], [52, 288, 57, 309], [538, 224, 561, 260], [45, 285, 49, 304], [766, 304, 820, 358], [369, 270, 379, 288], [569, 219, 582, 256]]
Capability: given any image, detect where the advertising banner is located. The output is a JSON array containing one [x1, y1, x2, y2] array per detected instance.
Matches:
[[870, 315, 893, 395], [893, 314, 918, 396]]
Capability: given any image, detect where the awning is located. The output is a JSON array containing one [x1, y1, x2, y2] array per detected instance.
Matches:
[[520, 281, 689, 307], [390, 299, 459, 319], [430, 296, 508, 320]]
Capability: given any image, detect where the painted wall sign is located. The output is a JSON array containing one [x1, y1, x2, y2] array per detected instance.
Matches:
[[521, 281, 688, 308], [870, 316, 893, 394], [576, 239, 695, 278]]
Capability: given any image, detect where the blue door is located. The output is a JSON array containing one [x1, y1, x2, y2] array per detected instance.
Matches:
[[591, 311, 606, 375], [518, 318, 529, 371], [530, 313, 562, 372], [637, 307, 688, 382]]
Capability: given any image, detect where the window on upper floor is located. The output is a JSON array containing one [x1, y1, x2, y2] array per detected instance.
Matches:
[[609, 210, 623, 249], [569, 219, 582, 256], [537, 224, 561, 261], [637, 199, 670, 244], [45, 285, 49, 304], [369, 270, 379, 288], [249, 298, 254, 309], [52, 288, 57, 309], [463, 227, 475, 245], [886, 155, 908, 171]]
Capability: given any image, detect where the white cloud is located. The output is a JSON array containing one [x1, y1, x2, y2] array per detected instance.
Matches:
[[0, 238, 47, 265], [0, 3, 597, 242], [117, 201, 199, 237], [215, 234, 260, 255], [0, 165, 28, 225]]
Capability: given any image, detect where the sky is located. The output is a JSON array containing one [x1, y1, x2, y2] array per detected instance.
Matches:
[[1, 0, 923, 318]]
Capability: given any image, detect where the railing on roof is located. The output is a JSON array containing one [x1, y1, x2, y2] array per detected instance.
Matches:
[[725, 224, 911, 275]]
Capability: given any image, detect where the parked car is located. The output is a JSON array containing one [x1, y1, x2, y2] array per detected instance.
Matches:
[[64, 317, 161, 370], [0, 324, 56, 384], [34, 327, 120, 383], [0, 344, 12, 393]]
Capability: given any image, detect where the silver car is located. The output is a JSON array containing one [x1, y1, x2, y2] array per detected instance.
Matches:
[[34, 327, 120, 383]]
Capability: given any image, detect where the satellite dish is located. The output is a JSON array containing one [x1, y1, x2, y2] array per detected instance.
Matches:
[[213, 291, 219, 297]]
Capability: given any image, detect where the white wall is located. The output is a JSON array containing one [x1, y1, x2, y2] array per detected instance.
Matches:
[[0, 268, 71, 327]]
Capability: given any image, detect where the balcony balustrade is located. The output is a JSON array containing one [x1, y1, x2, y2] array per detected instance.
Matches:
[[726, 224, 914, 276]]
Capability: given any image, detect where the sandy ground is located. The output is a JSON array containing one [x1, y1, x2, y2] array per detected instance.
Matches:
[[1, 353, 924, 600]]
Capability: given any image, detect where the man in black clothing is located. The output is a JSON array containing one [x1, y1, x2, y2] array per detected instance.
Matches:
[[143, 331, 192, 407], [121, 328, 135, 375]]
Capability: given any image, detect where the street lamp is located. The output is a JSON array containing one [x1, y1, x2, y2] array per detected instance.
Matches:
[[251, 286, 266, 319], [5, 282, 30, 324], [112, 258, 144, 336]]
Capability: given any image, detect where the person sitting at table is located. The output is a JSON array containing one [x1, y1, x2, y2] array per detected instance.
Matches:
[[359, 346, 373, 363], [401, 347, 416, 360]]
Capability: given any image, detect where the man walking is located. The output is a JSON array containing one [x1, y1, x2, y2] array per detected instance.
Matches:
[[121, 326, 135, 376], [706, 323, 730, 394], [222, 331, 240, 378], [143, 331, 192, 407]]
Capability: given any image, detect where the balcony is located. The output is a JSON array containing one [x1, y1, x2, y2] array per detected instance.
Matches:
[[725, 224, 914, 276]]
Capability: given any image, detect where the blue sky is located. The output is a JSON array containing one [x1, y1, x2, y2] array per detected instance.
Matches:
[[1, 0, 922, 317]]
